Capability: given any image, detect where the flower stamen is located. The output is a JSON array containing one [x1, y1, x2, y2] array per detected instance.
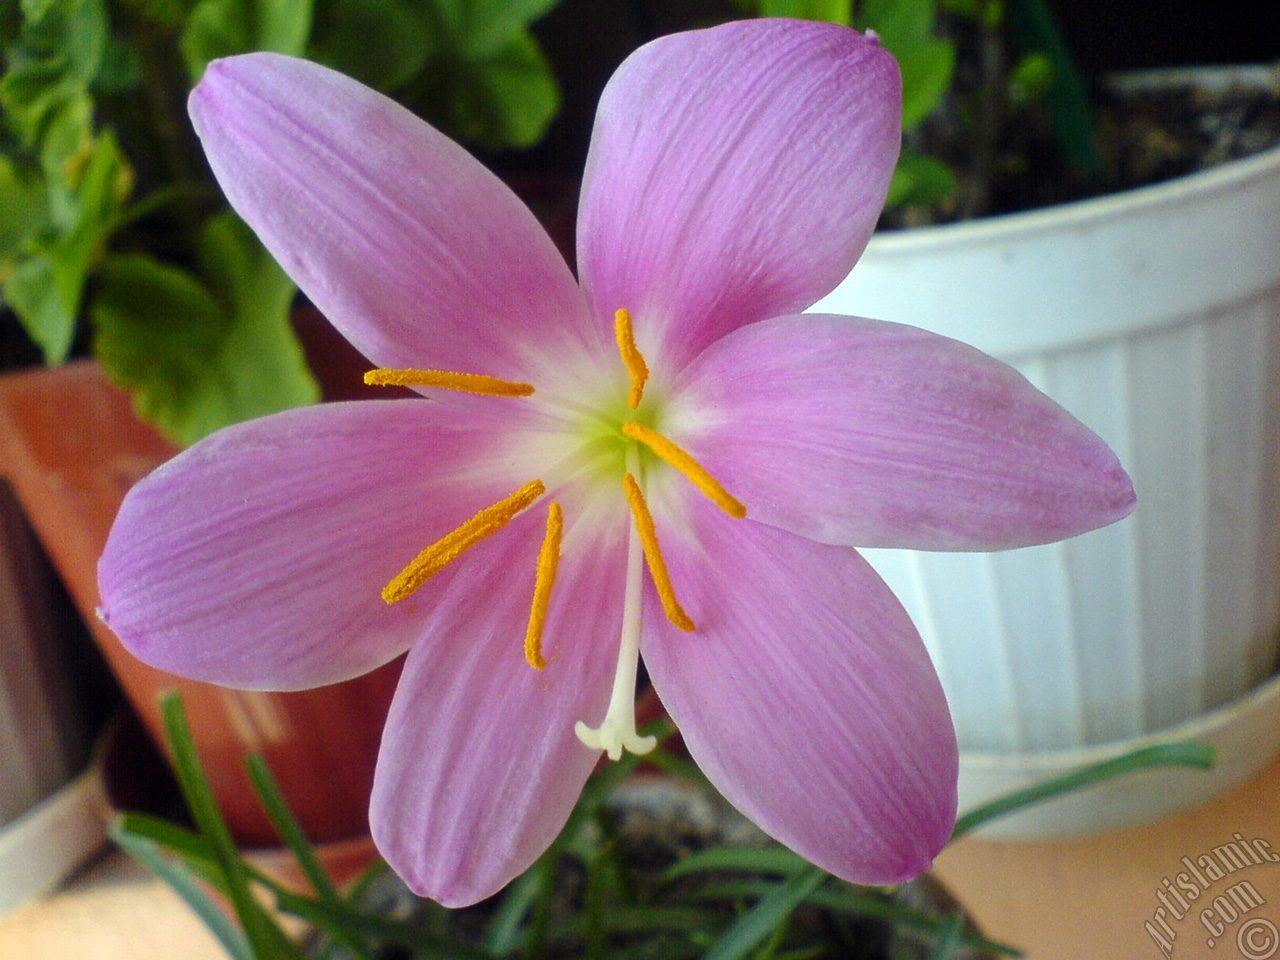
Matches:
[[614, 309, 649, 409], [623, 473, 694, 632], [382, 479, 545, 604], [524, 502, 562, 670], [622, 422, 746, 519], [365, 368, 535, 397]]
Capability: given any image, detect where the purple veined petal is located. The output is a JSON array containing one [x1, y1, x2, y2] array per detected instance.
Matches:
[[98, 400, 544, 690], [670, 313, 1136, 550], [641, 494, 958, 885], [189, 53, 598, 384], [371, 504, 628, 907], [576, 20, 900, 372]]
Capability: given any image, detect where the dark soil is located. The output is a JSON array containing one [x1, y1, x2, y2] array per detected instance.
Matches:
[[884, 50, 1280, 229]]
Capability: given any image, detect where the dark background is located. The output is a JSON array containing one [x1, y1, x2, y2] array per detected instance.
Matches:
[[521, 0, 1280, 177]]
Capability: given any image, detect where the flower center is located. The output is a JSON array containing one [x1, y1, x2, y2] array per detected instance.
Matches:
[[364, 308, 747, 760]]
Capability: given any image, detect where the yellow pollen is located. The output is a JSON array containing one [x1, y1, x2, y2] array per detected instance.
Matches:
[[622, 422, 747, 519], [524, 502, 562, 670], [614, 309, 649, 409], [622, 473, 694, 632], [382, 479, 545, 604], [364, 368, 535, 397]]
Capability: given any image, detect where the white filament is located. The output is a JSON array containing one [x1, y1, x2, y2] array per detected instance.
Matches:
[[574, 446, 657, 760]]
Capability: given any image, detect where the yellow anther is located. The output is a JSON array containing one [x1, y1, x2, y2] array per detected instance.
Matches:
[[622, 422, 747, 519], [524, 502, 563, 671], [365, 368, 534, 397], [622, 473, 694, 632], [382, 479, 545, 604], [614, 309, 649, 409]]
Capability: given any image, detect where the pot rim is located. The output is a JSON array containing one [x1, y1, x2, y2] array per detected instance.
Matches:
[[864, 140, 1280, 256], [959, 668, 1280, 770]]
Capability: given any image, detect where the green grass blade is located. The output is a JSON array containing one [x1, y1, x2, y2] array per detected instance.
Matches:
[[674, 880, 1021, 957], [951, 742, 1215, 841], [582, 844, 609, 960], [1005, 0, 1101, 171], [926, 912, 965, 960], [159, 691, 308, 960], [543, 904, 726, 939], [272, 888, 493, 960], [243, 753, 379, 960], [110, 820, 254, 960], [704, 866, 826, 960], [113, 811, 216, 870], [484, 866, 545, 955], [244, 753, 341, 902], [662, 846, 811, 882], [639, 747, 713, 790]]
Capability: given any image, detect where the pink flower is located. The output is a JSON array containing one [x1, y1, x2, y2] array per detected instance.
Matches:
[[98, 20, 1134, 906]]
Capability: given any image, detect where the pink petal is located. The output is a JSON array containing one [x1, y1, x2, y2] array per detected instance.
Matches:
[[641, 495, 957, 885], [371, 506, 627, 907], [671, 314, 1136, 550], [189, 53, 595, 383], [98, 401, 539, 689], [576, 20, 900, 371]]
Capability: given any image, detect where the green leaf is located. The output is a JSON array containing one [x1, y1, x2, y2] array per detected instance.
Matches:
[[110, 820, 255, 960], [885, 147, 956, 208], [662, 846, 811, 883], [158, 692, 309, 960], [755, 0, 851, 23], [130, 0, 191, 29], [272, 889, 493, 960], [1, 2, 21, 46], [307, 0, 440, 91], [704, 867, 827, 960], [255, 0, 312, 56], [37, 89, 92, 200], [458, 0, 563, 59], [244, 754, 341, 902], [0, 0, 108, 146], [1005, 0, 1099, 171], [543, 904, 727, 940], [4, 127, 128, 362], [4, 250, 78, 358], [112, 812, 219, 873], [1007, 51, 1053, 104], [94, 37, 144, 94], [0, 155, 48, 264], [93, 211, 319, 445], [861, 0, 955, 130], [896, 36, 954, 131], [675, 880, 1021, 957], [4, 248, 75, 358], [951, 742, 1215, 841], [486, 865, 548, 955], [441, 31, 559, 150], [21, 0, 62, 21], [245, 755, 376, 960], [180, 0, 313, 82], [927, 912, 966, 960]]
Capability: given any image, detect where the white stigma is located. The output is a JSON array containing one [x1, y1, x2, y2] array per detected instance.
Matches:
[[575, 447, 657, 760]]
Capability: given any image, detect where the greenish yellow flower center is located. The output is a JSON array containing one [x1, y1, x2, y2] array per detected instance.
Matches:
[[364, 310, 747, 759]]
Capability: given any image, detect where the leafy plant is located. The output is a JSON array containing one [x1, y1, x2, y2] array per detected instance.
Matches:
[[0, 0, 562, 445], [742, 0, 1097, 216], [113, 692, 1212, 960]]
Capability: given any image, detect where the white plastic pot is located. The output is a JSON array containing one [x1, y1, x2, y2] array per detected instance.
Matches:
[[812, 74, 1280, 787]]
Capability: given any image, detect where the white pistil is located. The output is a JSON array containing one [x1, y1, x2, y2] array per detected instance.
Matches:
[[575, 446, 657, 760]]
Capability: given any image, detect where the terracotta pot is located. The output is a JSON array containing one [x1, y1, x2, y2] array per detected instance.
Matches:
[[0, 361, 400, 846]]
